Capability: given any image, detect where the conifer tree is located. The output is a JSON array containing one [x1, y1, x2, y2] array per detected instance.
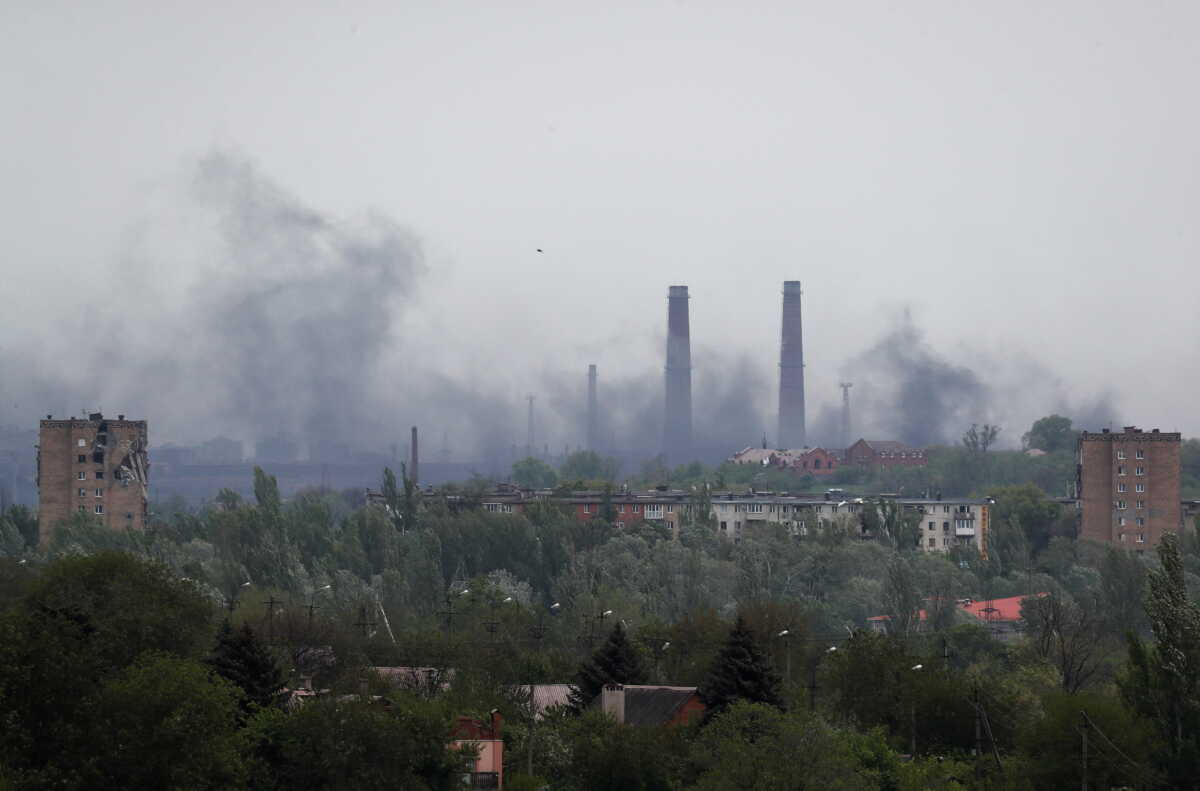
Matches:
[[569, 621, 648, 711], [207, 620, 284, 713], [699, 616, 784, 720]]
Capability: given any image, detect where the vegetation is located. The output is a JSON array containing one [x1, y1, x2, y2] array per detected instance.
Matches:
[[1, 414, 1198, 788]]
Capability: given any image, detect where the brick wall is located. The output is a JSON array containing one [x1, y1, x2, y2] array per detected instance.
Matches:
[[1078, 427, 1180, 549]]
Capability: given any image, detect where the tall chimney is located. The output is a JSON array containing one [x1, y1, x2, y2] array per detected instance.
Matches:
[[409, 426, 419, 485], [587, 364, 599, 452], [839, 382, 853, 450], [777, 281, 806, 449], [526, 395, 536, 457], [664, 285, 693, 464]]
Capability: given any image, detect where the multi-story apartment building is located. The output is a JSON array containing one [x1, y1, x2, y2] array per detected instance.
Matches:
[[1078, 426, 1181, 549], [36, 413, 149, 544]]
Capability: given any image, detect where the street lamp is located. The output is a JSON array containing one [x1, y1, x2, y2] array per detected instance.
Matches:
[[909, 663, 924, 755], [777, 629, 792, 683]]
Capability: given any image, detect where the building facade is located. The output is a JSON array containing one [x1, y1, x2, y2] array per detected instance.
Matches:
[[36, 413, 149, 544], [844, 439, 927, 469], [1078, 426, 1181, 549]]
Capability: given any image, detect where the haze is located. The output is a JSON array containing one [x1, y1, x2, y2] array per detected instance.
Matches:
[[2, 1, 1197, 464]]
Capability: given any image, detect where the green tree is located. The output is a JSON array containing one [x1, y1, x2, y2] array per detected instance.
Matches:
[[0, 553, 215, 785], [207, 620, 284, 714], [691, 702, 876, 791], [253, 466, 282, 516], [560, 451, 618, 483], [1120, 533, 1200, 784], [1, 505, 38, 550], [512, 457, 558, 489], [570, 622, 648, 710], [1021, 414, 1076, 453], [881, 555, 922, 636], [87, 654, 245, 791], [382, 466, 402, 531], [699, 616, 784, 719], [245, 695, 463, 791]]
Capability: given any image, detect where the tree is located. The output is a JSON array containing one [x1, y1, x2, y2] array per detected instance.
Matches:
[[1, 505, 38, 549], [0, 553, 216, 784], [962, 424, 1000, 454], [207, 621, 284, 714], [382, 466, 402, 531], [560, 451, 618, 483], [244, 695, 464, 791], [253, 466, 281, 516], [87, 655, 245, 790], [513, 457, 558, 489], [1120, 534, 1200, 784], [691, 702, 877, 791], [881, 555, 922, 636], [699, 616, 784, 719], [570, 622, 648, 710], [1022, 414, 1076, 453], [1021, 590, 1108, 693]]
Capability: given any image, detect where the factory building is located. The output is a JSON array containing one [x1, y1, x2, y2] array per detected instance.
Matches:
[[36, 413, 149, 545]]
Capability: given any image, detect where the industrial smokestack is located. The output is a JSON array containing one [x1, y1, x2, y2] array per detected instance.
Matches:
[[664, 285, 693, 464], [409, 426, 419, 485], [587, 364, 599, 452], [777, 280, 806, 449], [839, 382, 853, 450]]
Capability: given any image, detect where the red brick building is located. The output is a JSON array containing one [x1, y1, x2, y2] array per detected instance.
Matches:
[[36, 413, 149, 544], [728, 446, 840, 476], [1078, 426, 1181, 549], [844, 439, 927, 469]]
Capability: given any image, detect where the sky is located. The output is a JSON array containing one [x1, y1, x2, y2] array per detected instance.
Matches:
[[1, 1, 1197, 463]]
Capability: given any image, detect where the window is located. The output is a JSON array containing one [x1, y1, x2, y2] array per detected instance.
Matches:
[[1118, 500, 1128, 510], [94, 504, 103, 515], [77, 454, 86, 463], [92, 452, 103, 464], [1136, 466, 1145, 476], [632, 504, 640, 513], [1136, 500, 1145, 509], [583, 504, 591, 514], [749, 503, 763, 513], [77, 488, 86, 497], [78, 505, 86, 513], [943, 521, 949, 532], [95, 471, 104, 479], [77, 438, 86, 447], [125, 512, 133, 520], [484, 503, 499, 512], [927, 537, 935, 547], [720, 521, 728, 531], [666, 505, 674, 512], [928, 522, 935, 532], [943, 505, 950, 514], [1136, 517, 1145, 526], [95, 488, 103, 498], [1117, 450, 1126, 460], [1136, 449, 1145, 459], [1118, 483, 1127, 493], [77, 471, 86, 480], [1117, 466, 1126, 476], [1120, 533, 1127, 542], [1136, 483, 1145, 493], [1118, 517, 1127, 526], [1136, 533, 1146, 544]]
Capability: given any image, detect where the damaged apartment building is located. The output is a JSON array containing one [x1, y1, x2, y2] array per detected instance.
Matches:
[[36, 413, 149, 545]]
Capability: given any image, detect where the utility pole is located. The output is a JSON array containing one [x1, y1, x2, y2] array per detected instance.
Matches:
[[839, 382, 853, 449], [526, 394, 536, 457], [974, 686, 984, 781], [1081, 712, 1089, 791]]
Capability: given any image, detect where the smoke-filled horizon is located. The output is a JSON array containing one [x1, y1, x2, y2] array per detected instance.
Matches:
[[0, 153, 1133, 472]]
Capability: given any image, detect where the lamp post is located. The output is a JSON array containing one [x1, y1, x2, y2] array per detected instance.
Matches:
[[807, 645, 837, 711], [777, 629, 792, 684], [910, 663, 924, 756], [307, 584, 332, 628]]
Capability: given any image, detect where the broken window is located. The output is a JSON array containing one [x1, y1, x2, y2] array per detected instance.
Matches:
[[77, 454, 86, 463], [93, 452, 104, 464], [95, 471, 104, 480]]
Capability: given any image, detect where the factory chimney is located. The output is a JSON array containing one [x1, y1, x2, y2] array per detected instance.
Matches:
[[839, 382, 853, 450], [409, 426, 419, 485], [777, 280, 806, 449], [663, 285, 693, 464], [587, 364, 599, 452]]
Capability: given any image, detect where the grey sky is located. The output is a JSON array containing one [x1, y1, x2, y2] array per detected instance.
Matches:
[[2, 1, 1197, 457]]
